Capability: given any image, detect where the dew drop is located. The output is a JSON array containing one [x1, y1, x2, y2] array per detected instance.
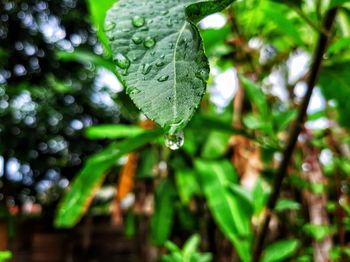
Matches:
[[165, 131, 184, 150], [144, 37, 156, 48], [114, 53, 130, 69], [104, 22, 116, 32], [132, 16, 145, 27], [161, 10, 169, 15], [157, 75, 169, 82], [126, 86, 141, 95], [156, 61, 164, 67], [132, 36, 143, 45], [142, 63, 152, 75]]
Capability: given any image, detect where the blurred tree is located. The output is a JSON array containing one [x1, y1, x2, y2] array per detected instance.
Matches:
[[0, 0, 124, 209]]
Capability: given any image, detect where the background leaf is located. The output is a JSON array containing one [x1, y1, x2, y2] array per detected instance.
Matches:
[[195, 160, 252, 262], [319, 63, 350, 128], [151, 178, 177, 245], [87, 0, 116, 55], [55, 129, 162, 228], [85, 124, 144, 139], [261, 239, 299, 262]]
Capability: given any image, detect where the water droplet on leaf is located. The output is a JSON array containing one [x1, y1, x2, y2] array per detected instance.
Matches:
[[104, 22, 116, 32], [132, 16, 145, 27], [144, 37, 156, 48], [157, 75, 169, 82], [126, 86, 141, 95], [156, 61, 164, 67], [132, 36, 143, 44], [165, 131, 184, 150], [142, 63, 152, 75], [115, 53, 130, 69]]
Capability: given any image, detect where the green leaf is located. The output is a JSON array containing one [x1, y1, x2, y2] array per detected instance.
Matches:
[[201, 131, 231, 159], [262, 2, 304, 46], [227, 184, 254, 218], [303, 224, 335, 241], [273, 109, 297, 132], [275, 198, 301, 212], [270, 0, 302, 7], [195, 160, 251, 262], [151, 178, 177, 245], [175, 169, 200, 205], [85, 124, 144, 139], [183, 234, 201, 254], [0, 251, 12, 262], [330, 0, 350, 8], [137, 148, 158, 178], [55, 129, 162, 228], [327, 38, 350, 55], [261, 239, 300, 262], [57, 50, 116, 73], [252, 178, 271, 215], [125, 211, 136, 237], [240, 76, 270, 120], [87, 0, 116, 55], [105, 0, 234, 134], [319, 63, 350, 128]]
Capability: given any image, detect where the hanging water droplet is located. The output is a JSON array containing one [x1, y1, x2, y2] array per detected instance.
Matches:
[[144, 37, 156, 48], [167, 19, 173, 27], [132, 36, 143, 45], [142, 63, 152, 75], [165, 131, 184, 150], [140, 27, 149, 31], [157, 75, 169, 82], [161, 10, 169, 15], [104, 22, 116, 32], [114, 53, 130, 69], [132, 16, 145, 27], [126, 86, 141, 95]]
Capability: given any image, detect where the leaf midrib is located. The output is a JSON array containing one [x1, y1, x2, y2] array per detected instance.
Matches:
[[172, 22, 187, 121]]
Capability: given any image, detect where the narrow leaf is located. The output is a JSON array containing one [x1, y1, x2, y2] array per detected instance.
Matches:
[[262, 239, 299, 262], [85, 124, 144, 139], [55, 129, 162, 228], [87, 0, 116, 55], [151, 178, 176, 245], [195, 160, 252, 262]]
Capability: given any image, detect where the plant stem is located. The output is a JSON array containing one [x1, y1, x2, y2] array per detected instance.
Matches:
[[252, 7, 338, 262]]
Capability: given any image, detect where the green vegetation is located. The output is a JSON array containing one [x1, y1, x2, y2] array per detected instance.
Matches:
[[2, 0, 350, 261]]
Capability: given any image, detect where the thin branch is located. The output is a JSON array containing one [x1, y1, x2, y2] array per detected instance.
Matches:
[[252, 7, 338, 262]]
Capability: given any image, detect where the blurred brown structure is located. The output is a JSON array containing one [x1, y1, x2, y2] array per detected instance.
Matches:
[[8, 216, 144, 262]]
